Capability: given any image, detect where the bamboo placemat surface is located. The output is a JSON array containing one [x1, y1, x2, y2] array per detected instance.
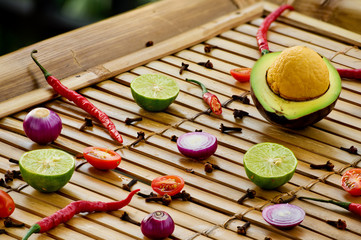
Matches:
[[1, 2, 361, 240]]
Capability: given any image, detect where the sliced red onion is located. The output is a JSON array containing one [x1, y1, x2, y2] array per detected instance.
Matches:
[[23, 107, 62, 145], [177, 132, 217, 160], [262, 203, 305, 229], [141, 210, 175, 239]]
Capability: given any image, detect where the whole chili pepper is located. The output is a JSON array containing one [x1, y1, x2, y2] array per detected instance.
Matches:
[[299, 196, 361, 217], [22, 189, 139, 240], [31, 50, 123, 144], [185, 78, 222, 115], [256, 5, 294, 55], [336, 68, 361, 80]]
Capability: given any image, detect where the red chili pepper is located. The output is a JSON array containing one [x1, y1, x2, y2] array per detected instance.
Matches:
[[337, 68, 361, 80], [185, 78, 222, 115], [256, 5, 294, 55], [299, 196, 361, 217], [31, 50, 123, 144], [23, 189, 139, 240]]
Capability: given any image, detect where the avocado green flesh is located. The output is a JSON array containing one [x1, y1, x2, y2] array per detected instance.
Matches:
[[250, 52, 341, 120]]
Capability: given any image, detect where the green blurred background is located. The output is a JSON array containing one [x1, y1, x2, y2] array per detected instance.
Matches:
[[0, 0, 158, 56]]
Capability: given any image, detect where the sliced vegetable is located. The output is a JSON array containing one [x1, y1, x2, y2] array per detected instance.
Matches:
[[230, 68, 252, 82], [177, 132, 218, 160], [83, 147, 121, 170], [151, 175, 184, 196], [262, 203, 305, 229], [0, 190, 15, 218], [341, 168, 361, 196], [23, 107, 62, 145], [141, 210, 175, 239]]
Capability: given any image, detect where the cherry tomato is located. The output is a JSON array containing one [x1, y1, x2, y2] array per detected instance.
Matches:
[[341, 168, 361, 196], [83, 147, 121, 170], [0, 190, 15, 218], [151, 175, 184, 196], [230, 68, 252, 82]]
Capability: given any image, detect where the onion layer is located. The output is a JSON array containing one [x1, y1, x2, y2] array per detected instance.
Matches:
[[177, 132, 217, 160], [141, 211, 175, 239], [262, 203, 305, 229], [23, 108, 62, 145]]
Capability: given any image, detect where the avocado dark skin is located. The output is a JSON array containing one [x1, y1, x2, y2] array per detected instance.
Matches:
[[250, 51, 341, 129]]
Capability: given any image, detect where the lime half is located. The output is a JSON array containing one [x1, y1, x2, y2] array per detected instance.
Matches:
[[19, 149, 75, 192], [131, 74, 179, 112], [243, 142, 297, 189]]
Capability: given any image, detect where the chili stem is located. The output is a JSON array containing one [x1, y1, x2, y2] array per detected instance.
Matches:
[[186, 78, 208, 94], [298, 196, 350, 210]]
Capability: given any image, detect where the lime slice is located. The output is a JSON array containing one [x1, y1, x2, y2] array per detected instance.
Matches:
[[243, 142, 297, 189], [19, 149, 75, 192], [130, 74, 179, 112]]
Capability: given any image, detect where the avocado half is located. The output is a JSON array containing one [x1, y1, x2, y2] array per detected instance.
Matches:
[[250, 52, 341, 129]]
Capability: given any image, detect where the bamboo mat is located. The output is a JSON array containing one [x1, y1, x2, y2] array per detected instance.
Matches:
[[1, 2, 361, 240]]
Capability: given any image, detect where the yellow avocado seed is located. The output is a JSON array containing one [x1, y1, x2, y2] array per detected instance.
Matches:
[[266, 46, 330, 101]]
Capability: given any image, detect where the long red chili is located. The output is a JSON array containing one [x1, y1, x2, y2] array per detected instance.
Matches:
[[299, 196, 361, 217], [23, 189, 139, 240], [31, 50, 123, 144], [185, 78, 222, 115], [256, 4, 294, 55], [336, 68, 361, 80]]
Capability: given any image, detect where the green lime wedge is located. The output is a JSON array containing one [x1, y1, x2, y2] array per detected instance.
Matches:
[[19, 149, 75, 193], [243, 142, 297, 189], [130, 74, 179, 112]]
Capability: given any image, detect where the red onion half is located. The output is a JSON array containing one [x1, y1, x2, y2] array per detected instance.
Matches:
[[177, 132, 217, 160], [141, 210, 175, 239], [262, 203, 305, 229], [23, 107, 62, 145]]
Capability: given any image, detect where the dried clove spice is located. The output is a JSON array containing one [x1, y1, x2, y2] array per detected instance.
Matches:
[[125, 117, 143, 125], [145, 41, 154, 47], [79, 117, 93, 131], [204, 162, 221, 173], [233, 109, 249, 119], [4, 218, 25, 228], [137, 191, 157, 199], [232, 94, 250, 104], [9, 159, 19, 164], [220, 123, 242, 133], [0, 229, 6, 234], [142, 190, 191, 206], [326, 219, 347, 230], [195, 129, 203, 132], [170, 135, 178, 142], [340, 146, 358, 154], [197, 60, 213, 69], [4, 170, 22, 182], [179, 62, 189, 75], [172, 190, 191, 201], [237, 221, 250, 235], [237, 189, 256, 204], [310, 160, 334, 171], [204, 44, 218, 53], [145, 194, 173, 206], [0, 179, 11, 189], [130, 131, 145, 147], [122, 179, 138, 192], [121, 212, 141, 226]]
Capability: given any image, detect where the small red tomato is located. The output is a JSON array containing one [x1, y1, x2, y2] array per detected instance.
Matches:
[[0, 190, 15, 218], [83, 147, 121, 170], [341, 168, 361, 196], [151, 175, 185, 196], [230, 68, 252, 82]]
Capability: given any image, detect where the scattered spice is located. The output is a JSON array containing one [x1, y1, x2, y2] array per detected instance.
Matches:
[[197, 60, 213, 69], [232, 94, 250, 104], [204, 162, 221, 173], [130, 131, 145, 147], [195, 129, 203, 132], [179, 62, 189, 75], [340, 146, 358, 154], [137, 191, 157, 199], [125, 117, 143, 125], [233, 109, 249, 119], [264, 237, 272, 240], [145, 41, 154, 47], [310, 160, 334, 171], [185, 168, 195, 173], [220, 123, 242, 133], [4, 170, 22, 182], [237, 221, 250, 235], [0, 179, 11, 189], [121, 212, 141, 226], [326, 219, 347, 230], [79, 117, 93, 131], [204, 44, 217, 53], [172, 190, 192, 201], [122, 179, 138, 192], [9, 158, 19, 164], [146, 194, 173, 206], [237, 189, 256, 204], [4, 218, 25, 228], [0, 229, 6, 234], [170, 135, 178, 142], [142, 190, 191, 206]]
